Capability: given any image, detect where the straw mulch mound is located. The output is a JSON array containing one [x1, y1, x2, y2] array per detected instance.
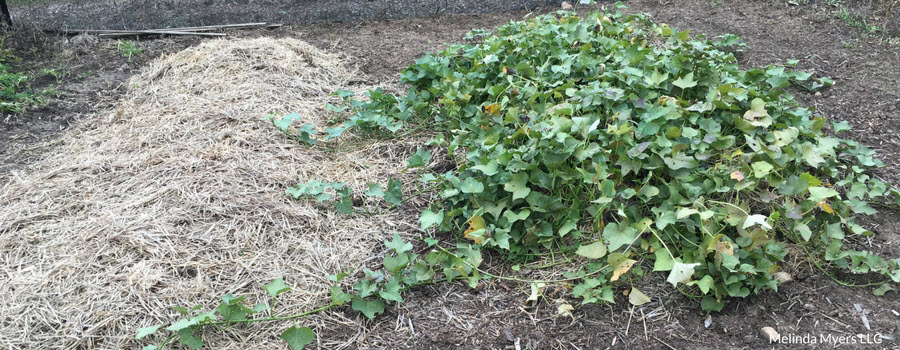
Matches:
[[0, 38, 415, 349]]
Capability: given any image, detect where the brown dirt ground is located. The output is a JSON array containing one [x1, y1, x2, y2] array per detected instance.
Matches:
[[9, 0, 560, 30], [2, 0, 899, 349]]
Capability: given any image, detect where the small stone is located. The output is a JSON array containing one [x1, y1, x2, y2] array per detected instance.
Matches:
[[561, 1, 573, 9], [743, 334, 756, 343], [774, 272, 793, 283], [760, 327, 780, 343], [502, 327, 515, 342], [748, 307, 761, 317], [803, 303, 816, 311], [68, 33, 99, 46]]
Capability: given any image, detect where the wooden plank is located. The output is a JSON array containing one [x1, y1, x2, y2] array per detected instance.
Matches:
[[164, 22, 271, 31], [165, 23, 283, 32], [97, 30, 228, 37], [52, 23, 281, 36]]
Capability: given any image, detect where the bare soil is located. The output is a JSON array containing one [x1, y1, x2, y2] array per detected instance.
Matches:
[[2, 0, 899, 349], [10, 0, 558, 30]]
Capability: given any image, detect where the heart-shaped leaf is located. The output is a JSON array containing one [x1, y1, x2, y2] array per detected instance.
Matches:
[[281, 326, 315, 350]]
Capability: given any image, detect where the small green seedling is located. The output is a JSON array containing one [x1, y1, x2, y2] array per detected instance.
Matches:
[[118, 40, 143, 61]]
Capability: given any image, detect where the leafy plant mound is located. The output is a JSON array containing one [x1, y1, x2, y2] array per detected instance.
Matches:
[[321, 9, 899, 310]]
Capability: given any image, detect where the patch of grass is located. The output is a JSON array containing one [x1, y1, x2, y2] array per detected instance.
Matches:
[[0, 38, 48, 114], [38, 61, 69, 84], [117, 40, 142, 61], [791, 0, 893, 41], [76, 70, 93, 79], [0, 65, 38, 113], [837, 8, 885, 36], [841, 38, 860, 48]]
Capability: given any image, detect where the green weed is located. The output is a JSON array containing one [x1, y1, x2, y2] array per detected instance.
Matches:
[[39, 62, 68, 83], [841, 38, 860, 48], [837, 8, 885, 35], [0, 38, 48, 114], [76, 70, 93, 79], [118, 40, 143, 61]]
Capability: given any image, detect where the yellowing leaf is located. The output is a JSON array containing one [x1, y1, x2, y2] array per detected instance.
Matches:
[[666, 261, 700, 287], [483, 103, 502, 116], [741, 227, 770, 249], [809, 187, 839, 202], [676, 207, 699, 219], [463, 216, 486, 244], [800, 172, 823, 187], [703, 234, 722, 255], [576, 241, 607, 259], [657, 96, 678, 106], [527, 282, 545, 302], [818, 201, 834, 214], [634, 217, 653, 232], [714, 241, 734, 264], [773, 127, 800, 146], [742, 98, 772, 128], [743, 98, 769, 121], [730, 170, 745, 181], [742, 214, 772, 230], [716, 241, 734, 255], [610, 258, 637, 282], [557, 303, 575, 319], [628, 287, 651, 306], [751, 161, 774, 178]]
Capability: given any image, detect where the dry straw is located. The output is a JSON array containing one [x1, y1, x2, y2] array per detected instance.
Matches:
[[0, 37, 417, 349]]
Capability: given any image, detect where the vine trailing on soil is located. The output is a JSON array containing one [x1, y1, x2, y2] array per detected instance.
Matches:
[[134, 278, 324, 350], [132, 234, 489, 350], [138, 4, 900, 349], [317, 6, 900, 308]]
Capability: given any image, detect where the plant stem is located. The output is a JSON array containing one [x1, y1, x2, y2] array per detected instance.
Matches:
[[208, 303, 335, 326], [435, 245, 608, 283], [797, 243, 888, 288], [707, 199, 749, 216]]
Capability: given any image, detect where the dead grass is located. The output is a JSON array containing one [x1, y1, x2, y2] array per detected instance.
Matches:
[[0, 37, 418, 349]]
